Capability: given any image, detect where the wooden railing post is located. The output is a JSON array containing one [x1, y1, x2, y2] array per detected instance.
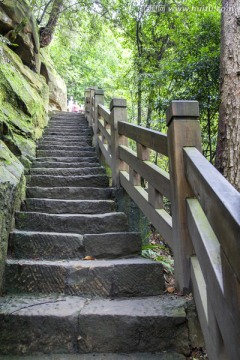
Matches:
[[110, 98, 128, 186], [89, 87, 97, 127], [93, 89, 104, 146], [166, 100, 201, 293], [84, 88, 91, 124]]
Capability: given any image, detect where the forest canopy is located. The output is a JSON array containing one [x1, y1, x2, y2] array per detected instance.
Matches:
[[27, 0, 222, 162], [8, 0, 240, 188]]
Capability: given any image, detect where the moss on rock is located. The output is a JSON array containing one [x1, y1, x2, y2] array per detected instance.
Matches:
[[40, 48, 67, 112], [0, 44, 49, 138], [0, 141, 25, 293], [0, 43, 49, 292]]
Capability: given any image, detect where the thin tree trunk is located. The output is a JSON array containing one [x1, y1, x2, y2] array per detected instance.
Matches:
[[216, 0, 240, 191], [146, 87, 154, 128], [137, 72, 142, 126], [207, 96, 213, 163], [39, 0, 64, 48]]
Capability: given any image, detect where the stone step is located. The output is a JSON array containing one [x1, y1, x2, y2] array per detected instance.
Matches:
[[47, 124, 87, 128], [38, 141, 93, 147], [9, 231, 141, 260], [40, 136, 92, 142], [0, 353, 186, 360], [49, 119, 84, 123], [5, 258, 164, 297], [36, 150, 96, 157], [46, 120, 87, 124], [45, 126, 91, 131], [33, 156, 99, 163], [15, 212, 128, 233], [44, 126, 91, 130], [26, 187, 114, 199], [37, 145, 94, 151], [0, 294, 188, 355], [31, 162, 100, 169], [26, 174, 109, 187], [43, 131, 92, 137], [38, 139, 91, 145], [22, 199, 115, 214], [28, 167, 105, 176]]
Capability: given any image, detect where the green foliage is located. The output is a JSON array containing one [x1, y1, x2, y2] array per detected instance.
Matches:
[[142, 243, 174, 274], [27, 0, 221, 161]]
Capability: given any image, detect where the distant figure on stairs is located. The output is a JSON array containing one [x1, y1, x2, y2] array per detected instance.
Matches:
[[67, 96, 74, 112], [73, 101, 80, 113]]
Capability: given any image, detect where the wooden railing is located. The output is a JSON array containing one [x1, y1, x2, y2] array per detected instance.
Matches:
[[84, 87, 240, 360]]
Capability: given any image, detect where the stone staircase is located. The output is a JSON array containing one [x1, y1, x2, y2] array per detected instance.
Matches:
[[0, 113, 189, 359]]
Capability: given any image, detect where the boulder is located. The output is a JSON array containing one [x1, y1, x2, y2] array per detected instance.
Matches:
[[40, 49, 67, 111], [0, 0, 40, 72], [0, 141, 25, 293]]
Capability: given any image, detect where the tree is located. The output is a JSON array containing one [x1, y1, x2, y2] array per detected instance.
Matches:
[[38, 0, 64, 47], [216, 0, 240, 191]]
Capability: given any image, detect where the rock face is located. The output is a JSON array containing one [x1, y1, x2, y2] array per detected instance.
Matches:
[[0, 142, 25, 294], [0, 43, 50, 291], [0, 0, 40, 72], [40, 49, 67, 112], [0, 43, 49, 166]]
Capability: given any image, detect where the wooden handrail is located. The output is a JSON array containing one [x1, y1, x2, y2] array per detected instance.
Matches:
[[118, 121, 168, 156], [84, 88, 240, 360], [184, 146, 240, 281], [119, 145, 171, 200]]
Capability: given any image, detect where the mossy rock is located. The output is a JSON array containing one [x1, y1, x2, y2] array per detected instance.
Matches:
[[0, 0, 40, 72], [0, 141, 25, 293], [0, 43, 49, 161], [40, 48, 67, 111]]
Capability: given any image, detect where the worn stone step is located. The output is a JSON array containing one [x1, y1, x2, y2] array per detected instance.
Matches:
[[31, 162, 100, 169], [46, 125, 86, 130], [9, 231, 85, 260], [37, 145, 94, 151], [38, 139, 91, 145], [26, 187, 114, 200], [28, 167, 105, 176], [37, 150, 96, 157], [44, 127, 91, 131], [49, 119, 84, 123], [38, 141, 93, 147], [15, 212, 128, 233], [0, 353, 186, 360], [45, 126, 87, 131], [47, 120, 87, 123], [9, 231, 141, 260], [40, 136, 92, 143], [0, 294, 188, 355], [5, 258, 164, 297], [33, 156, 99, 163], [26, 174, 109, 187], [43, 132, 92, 137], [22, 199, 115, 214]]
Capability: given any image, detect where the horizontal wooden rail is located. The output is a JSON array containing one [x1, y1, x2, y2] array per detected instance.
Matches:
[[98, 119, 111, 145], [85, 89, 240, 360], [118, 121, 168, 156], [184, 147, 240, 281], [119, 145, 171, 200], [120, 171, 173, 247], [98, 104, 111, 124]]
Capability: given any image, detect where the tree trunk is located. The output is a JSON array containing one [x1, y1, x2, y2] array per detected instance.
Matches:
[[137, 74, 142, 126], [216, 0, 240, 191], [146, 87, 154, 128], [39, 0, 64, 48]]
